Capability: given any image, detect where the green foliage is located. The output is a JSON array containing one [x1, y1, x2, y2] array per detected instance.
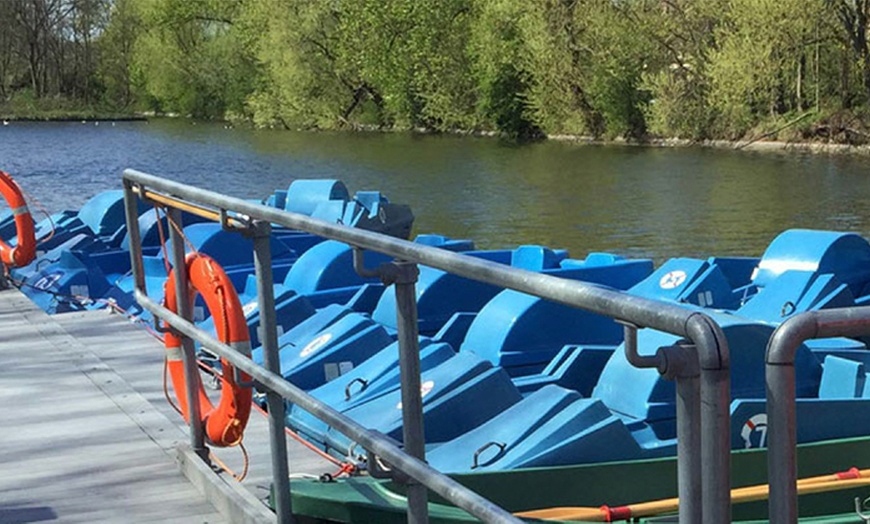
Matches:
[[3, 0, 870, 141], [468, 0, 539, 139], [131, 0, 259, 118], [98, 0, 143, 109], [242, 0, 354, 129], [336, 0, 477, 130], [707, 0, 825, 136]]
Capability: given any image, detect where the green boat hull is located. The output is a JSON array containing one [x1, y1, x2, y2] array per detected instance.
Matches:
[[288, 435, 870, 522]]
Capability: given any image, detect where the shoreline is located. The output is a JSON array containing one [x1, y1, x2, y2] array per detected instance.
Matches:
[[4, 113, 868, 155], [1, 115, 147, 122], [547, 134, 870, 155]]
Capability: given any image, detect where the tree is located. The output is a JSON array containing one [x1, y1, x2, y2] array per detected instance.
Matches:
[[98, 0, 141, 108], [709, 0, 830, 136], [132, 0, 258, 118]]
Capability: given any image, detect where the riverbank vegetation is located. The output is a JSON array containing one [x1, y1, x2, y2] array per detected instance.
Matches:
[[4, 1, 870, 143]]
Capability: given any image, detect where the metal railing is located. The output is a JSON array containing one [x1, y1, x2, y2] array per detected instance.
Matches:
[[123, 168, 733, 524], [765, 306, 870, 523]]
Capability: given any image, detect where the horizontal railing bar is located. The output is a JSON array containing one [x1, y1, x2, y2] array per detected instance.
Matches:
[[125, 169, 695, 339], [135, 186, 248, 229], [135, 290, 523, 524]]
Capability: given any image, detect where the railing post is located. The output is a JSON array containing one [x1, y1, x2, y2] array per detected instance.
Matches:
[[252, 221, 294, 524], [123, 180, 145, 293], [391, 261, 429, 524], [673, 356, 701, 524], [167, 207, 208, 460], [625, 325, 702, 524]]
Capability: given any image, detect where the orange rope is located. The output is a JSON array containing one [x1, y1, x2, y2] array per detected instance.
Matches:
[[153, 205, 172, 276], [166, 209, 198, 254], [210, 441, 250, 482], [163, 356, 183, 415]]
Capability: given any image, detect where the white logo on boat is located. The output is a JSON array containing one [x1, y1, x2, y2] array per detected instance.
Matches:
[[242, 300, 258, 316], [741, 413, 768, 449], [659, 270, 687, 290], [396, 380, 435, 410], [33, 271, 63, 290], [300, 333, 332, 358]]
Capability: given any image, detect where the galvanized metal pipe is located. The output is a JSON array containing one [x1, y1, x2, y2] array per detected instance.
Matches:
[[125, 169, 732, 523], [686, 314, 731, 524], [766, 307, 870, 524], [122, 180, 146, 294], [624, 326, 703, 524], [391, 262, 429, 524], [676, 372, 701, 524], [135, 290, 524, 524], [252, 222, 294, 524], [166, 207, 208, 460]]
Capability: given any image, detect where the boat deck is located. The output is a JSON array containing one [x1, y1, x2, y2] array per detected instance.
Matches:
[[0, 287, 333, 523]]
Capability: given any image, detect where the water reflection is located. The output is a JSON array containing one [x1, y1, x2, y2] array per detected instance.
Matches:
[[2, 119, 870, 263]]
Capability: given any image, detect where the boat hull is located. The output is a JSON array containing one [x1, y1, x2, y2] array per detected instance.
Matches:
[[287, 435, 870, 522]]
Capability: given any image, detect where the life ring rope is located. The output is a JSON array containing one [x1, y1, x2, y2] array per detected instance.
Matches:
[[164, 252, 253, 447], [0, 170, 36, 267]]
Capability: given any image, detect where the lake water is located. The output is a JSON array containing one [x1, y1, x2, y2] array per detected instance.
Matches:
[[2, 119, 870, 263]]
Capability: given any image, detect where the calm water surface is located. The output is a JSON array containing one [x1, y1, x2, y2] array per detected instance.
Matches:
[[2, 119, 870, 263]]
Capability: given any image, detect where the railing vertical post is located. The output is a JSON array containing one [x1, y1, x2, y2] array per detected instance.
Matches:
[[700, 368, 732, 524], [167, 207, 208, 460], [123, 180, 145, 293], [767, 359, 798, 523], [675, 373, 701, 524], [252, 221, 294, 524], [392, 261, 429, 524]]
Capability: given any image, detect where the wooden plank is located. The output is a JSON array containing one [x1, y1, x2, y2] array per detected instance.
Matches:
[[52, 307, 337, 511], [0, 288, 225, 523]]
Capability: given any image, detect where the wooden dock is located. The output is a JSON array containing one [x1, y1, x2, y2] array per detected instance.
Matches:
[[0, 287, 334, 523]]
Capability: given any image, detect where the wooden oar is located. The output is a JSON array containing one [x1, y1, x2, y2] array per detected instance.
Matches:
[[515, 467, 870, 521]]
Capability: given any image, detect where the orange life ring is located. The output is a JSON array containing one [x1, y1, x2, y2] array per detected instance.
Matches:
[[164, 252, 253, 447], [0, 170, 36, 267]]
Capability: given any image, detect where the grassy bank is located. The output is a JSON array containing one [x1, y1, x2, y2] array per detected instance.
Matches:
[[0, 95, 144, 122]]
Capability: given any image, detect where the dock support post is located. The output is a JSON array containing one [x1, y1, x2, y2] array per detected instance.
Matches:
[[252, 221, 294, 524], [392, 261, 429, 524], [167, 207, 208, 461]]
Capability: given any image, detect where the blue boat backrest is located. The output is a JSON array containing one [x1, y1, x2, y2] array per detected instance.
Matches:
[[282, 240, 385, 294], [751, 229, 870, 296], [818, 355, 866, 399], [460, 290, 622, 375], [284, 179, 349, 215], [413, 233, 475, 252], [510, 245, 567, 271], [77, 190, 140, 238]]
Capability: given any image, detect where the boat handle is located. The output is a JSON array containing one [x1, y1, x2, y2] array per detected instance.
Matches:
[[854, 496, 870, 523], [471, 441, 506, 469], [781, 300, 796, 317], [345, 377, 368, 400]]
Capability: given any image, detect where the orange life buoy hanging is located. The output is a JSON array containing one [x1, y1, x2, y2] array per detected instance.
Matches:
[[0, 170, 36, 267], [164, 252, 253, 447]]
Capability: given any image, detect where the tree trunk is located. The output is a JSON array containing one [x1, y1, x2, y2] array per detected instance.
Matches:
[[797, 54, 805, 110]]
